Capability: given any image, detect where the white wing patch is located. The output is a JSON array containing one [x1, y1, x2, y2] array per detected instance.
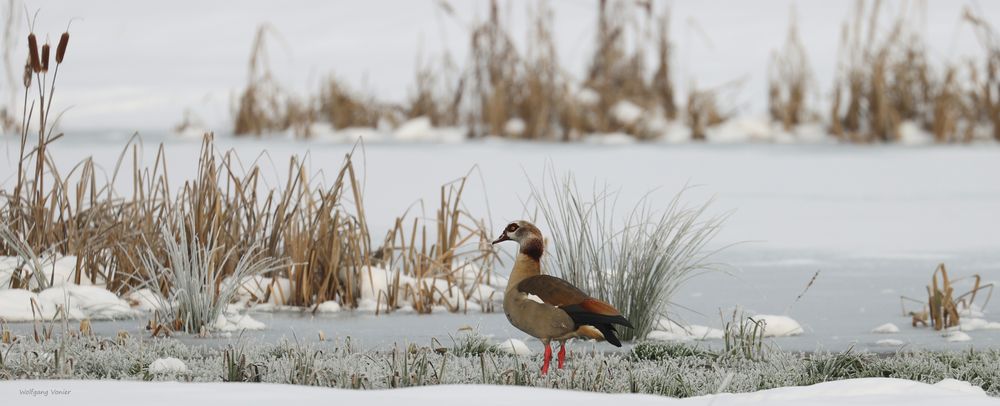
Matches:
[[524, 293, 546, 304]]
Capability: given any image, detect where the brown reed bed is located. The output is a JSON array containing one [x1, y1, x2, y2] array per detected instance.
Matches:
[[3, 128, 496, 315], [224, 0, 1000, 144], [768, 9, 814, 132], [829, 1, 999, 143], [2, 23, 496, 317]]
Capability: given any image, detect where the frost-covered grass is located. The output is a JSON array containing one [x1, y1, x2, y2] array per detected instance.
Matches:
[[1, 334, 999, 397], [529, 171, 724, 340], [137, 214, 287, 333]]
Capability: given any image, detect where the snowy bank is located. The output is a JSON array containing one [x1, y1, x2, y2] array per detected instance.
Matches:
[[0, 286, 137, 322], [0, 378, 991, 406]]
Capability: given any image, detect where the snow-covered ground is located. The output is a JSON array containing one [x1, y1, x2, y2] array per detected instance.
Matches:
[[1, 379, 995, 406]]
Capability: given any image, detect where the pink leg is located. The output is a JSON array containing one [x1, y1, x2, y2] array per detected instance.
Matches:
[[540, 342, 552, 375], [557, 342, 566, 369]]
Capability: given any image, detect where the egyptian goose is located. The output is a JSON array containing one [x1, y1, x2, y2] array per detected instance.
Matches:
[[492, 220, 633, 374]]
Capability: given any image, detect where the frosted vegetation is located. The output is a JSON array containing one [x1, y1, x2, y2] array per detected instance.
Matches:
[[528, 171, 724, 340], [1, 332, 999, 396]]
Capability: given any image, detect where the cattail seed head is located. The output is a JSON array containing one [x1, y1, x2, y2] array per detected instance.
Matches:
[[41, 44, 50, 72], [22, 61, 31, 88], [27, 33, 41, 73], [56, 32, 69, 64]]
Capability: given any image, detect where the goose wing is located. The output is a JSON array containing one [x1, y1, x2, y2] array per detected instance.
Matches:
[[516, 275, 634, 346]]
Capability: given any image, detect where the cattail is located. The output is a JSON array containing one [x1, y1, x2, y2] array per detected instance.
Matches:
[[41, 44, 50, 72], [27, 33, 41, 73], [22, 61, 31, 88], [56, 32, 69, 64]]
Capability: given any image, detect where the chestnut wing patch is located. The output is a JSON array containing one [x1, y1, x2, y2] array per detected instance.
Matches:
[[577, 298, 622, 316], [516, 275, 588, 307]]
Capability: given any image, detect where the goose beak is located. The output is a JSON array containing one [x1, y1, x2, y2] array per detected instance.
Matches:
[[491, 233, 510, 245]]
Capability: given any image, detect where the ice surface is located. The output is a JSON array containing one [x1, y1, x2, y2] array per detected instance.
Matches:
[[876, 339, 905, 347]]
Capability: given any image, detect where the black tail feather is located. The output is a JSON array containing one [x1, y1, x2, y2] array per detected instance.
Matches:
[[594, 323, 622, 347], [560, 304, 633, 347]]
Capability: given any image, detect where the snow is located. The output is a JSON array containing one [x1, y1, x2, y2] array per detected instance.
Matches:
[[0, 286, 136, 322], [872, 323, 900, 334], [504, 118, 526, 137], [752, 315, 803, 338], [0, 289, 43, 321], [212, 311, 266, 332], [148, 357, 188, 374], [648, 319, 723, 341], [394, 116, 434, 141], [392, 117, 465, 143], [0, 378, 994, 406], [576, 88, 600, 107], [581, 132, 637, 145], [0, 255, 97, 290], [959, 318, 1000, 332], [315, 300, 342, 313], [355, 265, 502, 313], [898, 121, 934, 145], [611, 100, 643, 126], [944, 331, 971, 343], [126, 288, 168, 312], [706, 116, 775, 143], [876, 339, 905, 347], [495, 338, 532, 355]]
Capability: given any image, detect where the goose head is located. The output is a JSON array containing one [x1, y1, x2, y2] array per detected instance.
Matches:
[[491, 220, 541, 245]]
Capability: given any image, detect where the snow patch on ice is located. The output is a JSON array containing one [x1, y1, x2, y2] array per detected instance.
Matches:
[[394, 116, 434, 140], [871, 323, 900, 334], [876, 339, 905, 346], [212, 312, 266, 332], [899, 120, 934, 145], [958, 318, 1000, 331], [611, 100, 643, 125], [648, 319, 723, 341], [753, 314, 804, 337], [504, 118, 526, 137], [315, 301, 342, 313], [581, 132, 637, 145], [944, 330, 971, 342], [496, 338, 532, 355]]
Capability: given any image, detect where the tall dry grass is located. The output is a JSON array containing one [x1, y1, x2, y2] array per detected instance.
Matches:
[[828, 1, 1000, 143], [768, 10, 814, 131], [222, 0, 1000, 144], [2, 21, 496, 316]]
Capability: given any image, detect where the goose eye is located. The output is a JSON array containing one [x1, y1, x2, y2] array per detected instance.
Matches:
[[505, 223, 519, 233]]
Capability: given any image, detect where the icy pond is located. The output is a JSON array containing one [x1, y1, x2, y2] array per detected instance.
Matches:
[[5, 248, 999, 353], [2, 133, 999, 353]]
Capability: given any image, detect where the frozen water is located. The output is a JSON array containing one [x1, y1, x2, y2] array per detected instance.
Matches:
[[2, 138, 999, 351]]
